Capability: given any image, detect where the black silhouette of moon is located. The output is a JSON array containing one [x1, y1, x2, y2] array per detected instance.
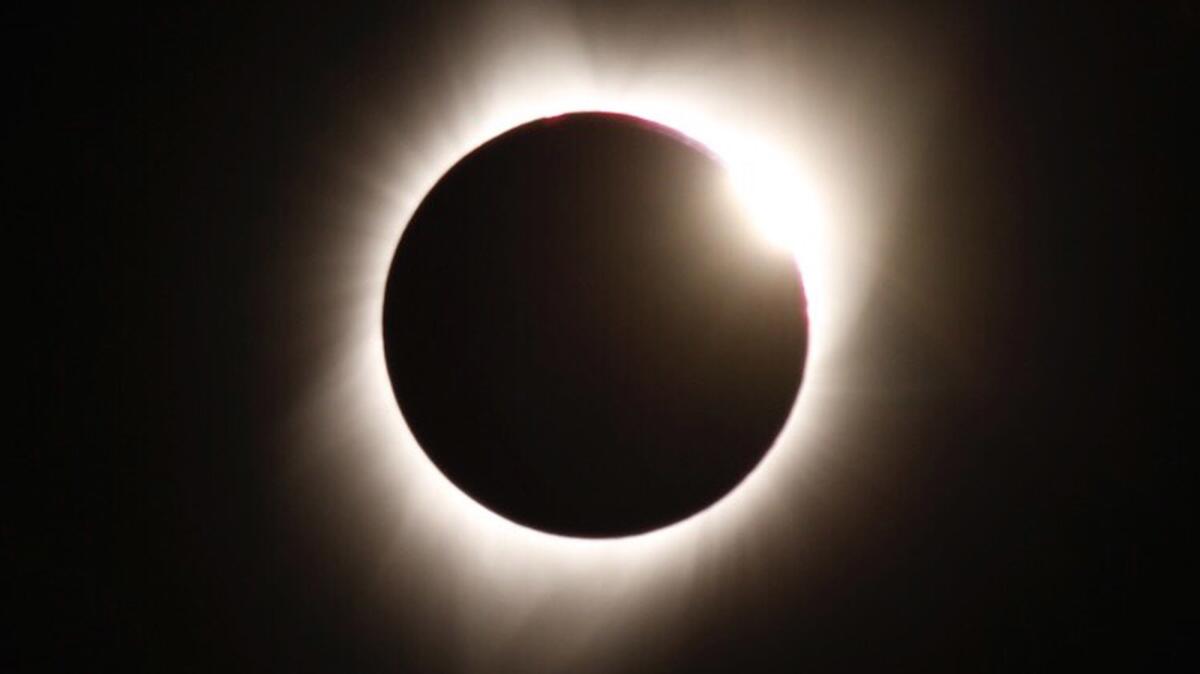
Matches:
[[383, 112, 807, 537]]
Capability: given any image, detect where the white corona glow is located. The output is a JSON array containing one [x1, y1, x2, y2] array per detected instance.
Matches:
[[326, 91, 844, 670], [279, 5, 950, 671]]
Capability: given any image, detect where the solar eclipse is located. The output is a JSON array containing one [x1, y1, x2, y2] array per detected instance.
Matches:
[[43, 3, 1183, 672], [383, 112, 808, 537], [256, 4, 968, 671]]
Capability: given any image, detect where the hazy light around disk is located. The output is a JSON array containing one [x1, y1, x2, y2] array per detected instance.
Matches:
[[722, 137, 825, 255], [641, 110, 828, 336]]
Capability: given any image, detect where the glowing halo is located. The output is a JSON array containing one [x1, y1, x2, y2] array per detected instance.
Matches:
[[316, 96, 845, 669], [273, 5, 952, 670]]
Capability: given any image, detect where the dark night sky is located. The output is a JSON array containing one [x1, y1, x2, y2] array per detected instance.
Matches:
[[22, 3, 1193, 671]]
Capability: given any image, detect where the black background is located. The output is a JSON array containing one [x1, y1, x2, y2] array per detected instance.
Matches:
[[22, 2, 1192, 671]]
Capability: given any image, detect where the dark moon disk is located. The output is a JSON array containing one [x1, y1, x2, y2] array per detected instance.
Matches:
[[383, 112, 808, 537]]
